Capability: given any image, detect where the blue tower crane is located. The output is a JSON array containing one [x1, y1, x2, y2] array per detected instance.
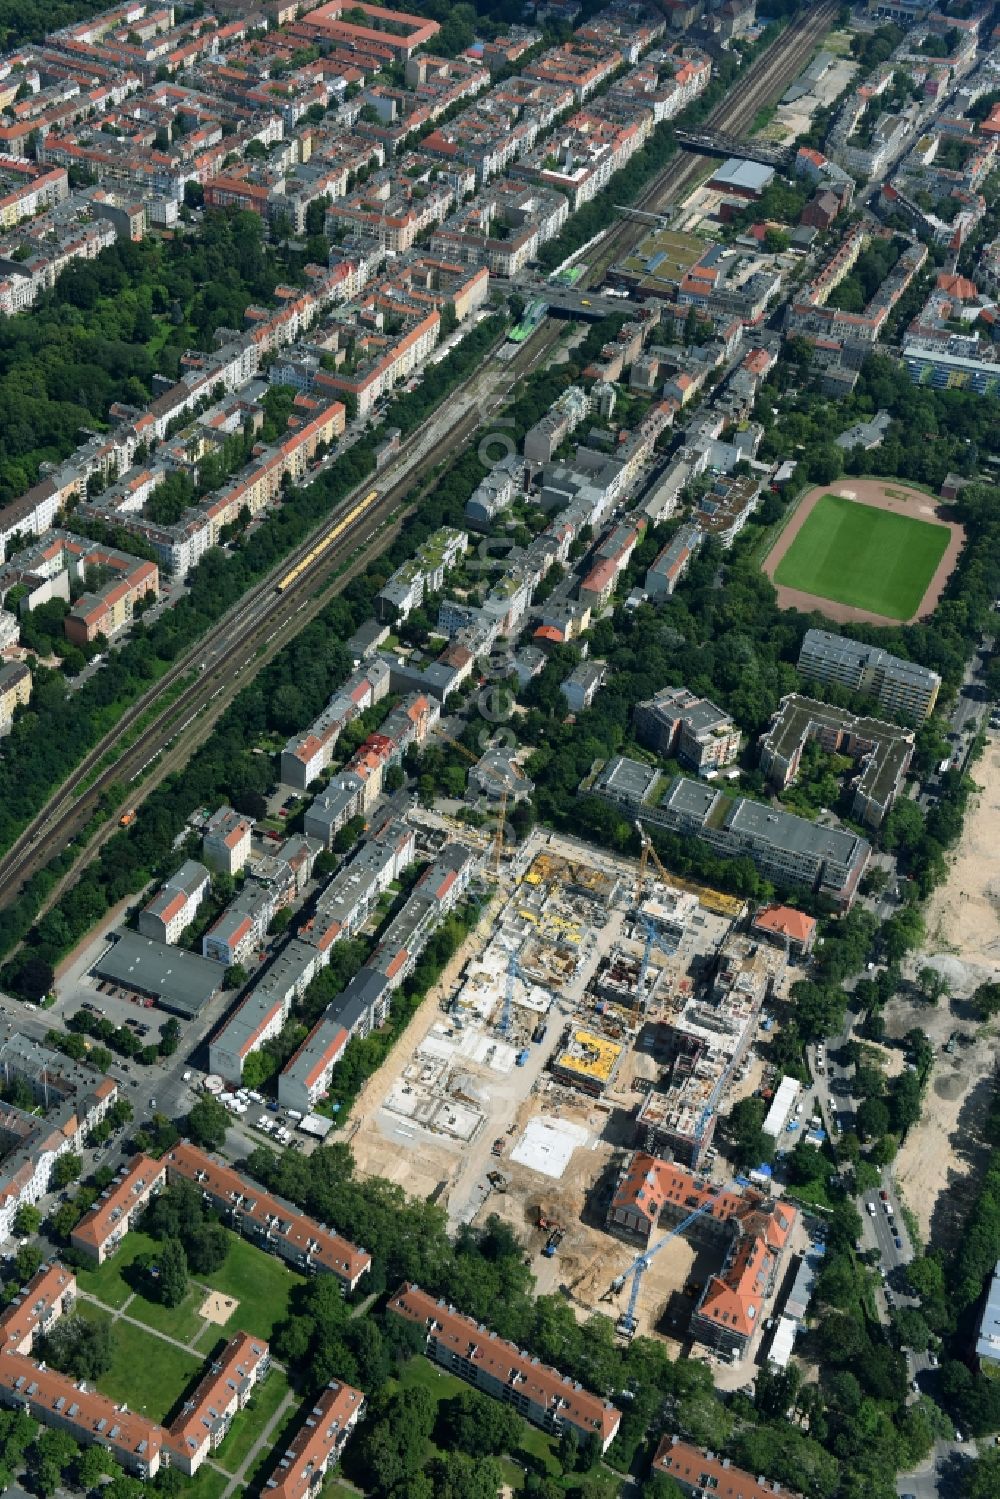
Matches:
[[636, 915, 677, 1014], [607, 1194, 720, 1340], [499, 946, 519, 1038]]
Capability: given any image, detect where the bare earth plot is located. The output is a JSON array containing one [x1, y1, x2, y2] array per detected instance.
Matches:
[[763, 480, 964, 625], [889, 735, 1000, 1244]]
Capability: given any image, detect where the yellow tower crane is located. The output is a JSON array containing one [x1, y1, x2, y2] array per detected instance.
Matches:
[[634, 820, 671, 904]]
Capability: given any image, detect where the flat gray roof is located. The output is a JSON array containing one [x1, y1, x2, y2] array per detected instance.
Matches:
[[94, 932, 222, 1017], [725, 799, 864, 864]]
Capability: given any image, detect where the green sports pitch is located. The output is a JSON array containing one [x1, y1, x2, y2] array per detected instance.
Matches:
[[772, 493, 950, 620]]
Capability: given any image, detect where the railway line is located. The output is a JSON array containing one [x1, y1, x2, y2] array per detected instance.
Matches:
[[584, 0, 839, 281], [0, 3, 836, 919], [0, 320, 560, 915]]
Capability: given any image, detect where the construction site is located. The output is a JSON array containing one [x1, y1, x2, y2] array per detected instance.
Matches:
[[346, 825, 804, 1347]]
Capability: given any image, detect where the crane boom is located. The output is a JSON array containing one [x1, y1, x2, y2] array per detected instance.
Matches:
[[500, 945, 518, 1038], [609, 1193, 720, 1339]]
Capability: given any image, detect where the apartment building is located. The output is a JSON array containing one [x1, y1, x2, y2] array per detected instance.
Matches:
[[652, 1436, 804, 1499], [0, 1035, 117, 1242], [4, 530, 158, 648], [797, 628, 941, 721], [375, 526, 467, 623], [168, 1332, 270, 1475], [523, 41, 623, 102], [524, 386, 590, 465], [138, 860, 211, 944], [207, 939, 322, 1081], [0, 155, 69, 227], [0, 1353, 163, 1476], [0, 1263, 77, 1357], [0, 661, 30, 733], [281, 660, 391, 790], [300, 819, 416, 955], [368, 843, 474, 991], [388, 1284, 621, 1451], [164, 1143, 371, 1290], [263, 1381, 365, 1499], [302, 2, 439, 61], [203, 806, 253, 877], [430, 183, 569, 278], [277, 1017, 350, 1116], [579, 519, 645, 610], [71, 1154, 167, 1264], [592, 759, 871, 908], [634, 685, 740, 773], [752, 903, 817, 957], [644, 523, 702, 598], [759, 694, 914, 828], [201, 880, 275, 969], [0, 1269, 272, 1479], [694, 474, 761, 548], [609, 1157, 797, 1357]]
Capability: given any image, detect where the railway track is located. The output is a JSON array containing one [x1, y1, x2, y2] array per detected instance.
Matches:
[[0, 3, 836, 917], [585, 0, 839, 281], [0, 324, 560, 914]]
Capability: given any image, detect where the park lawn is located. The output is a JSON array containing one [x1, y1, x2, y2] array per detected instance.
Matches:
[[245, 1401, 304, 1488], [181, 1464, 229, 1499], [200, 1233, 304, 1339], [75, 1302, 200, 1422], [75, 1231, 161, 1309], [214, 1368, 291, 1474], [129, 1283, 207, 1345], [772, 494, 950, 619], [393, 1356, 468, 1402]]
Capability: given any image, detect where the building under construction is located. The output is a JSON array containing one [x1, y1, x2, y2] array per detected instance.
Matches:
[[551, 1027, 624, 1097], [636, 934, 784, 1168]]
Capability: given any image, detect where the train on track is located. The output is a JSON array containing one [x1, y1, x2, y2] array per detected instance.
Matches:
[[275, 487, 380, 593]]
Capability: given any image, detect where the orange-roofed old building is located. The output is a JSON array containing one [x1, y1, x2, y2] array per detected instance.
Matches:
[[166, 1332, 270, 1474], [0, 1263, 76, 1356], [751, 904, 817, 957], [71, 1155, 167, 1264], [163, 1143, 371, 1291], [388, 1283, 621, 1451], [652, 1435, 803, 1499], [606, 1155, 798, 1357], [263, 1381, 365, 1499]]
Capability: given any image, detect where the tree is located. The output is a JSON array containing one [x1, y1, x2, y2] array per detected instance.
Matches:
[[158, 1017, 181, 1056], [965, 1448, 1000, 1499], [724, 1096, 774, 1170], [184, 1222, 229, 1276], [856, 1097, 891, 1141], [30, 1428, 80, 1498], [187, 1094, 229, 1150], [436, 1388, 520, 1457], [644, 1474, 684, 1499], [11, 953, 53, 1001], [224, 964, 248, 990], [155, 1238, 188, 1308], [75, 1442, 119, 1492], [52, 1152, 83, 1189], [916, 966, 949, 1005], [14, 1244, 43, 1282], [425, 1452, 506, 1499], [973, 982, 1000, 1020], [13, 1204, 41, 1236], [43, 1314, 114, 1381]]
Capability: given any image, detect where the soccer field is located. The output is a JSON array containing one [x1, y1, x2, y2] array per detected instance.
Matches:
[[773, 494, 950, 619]]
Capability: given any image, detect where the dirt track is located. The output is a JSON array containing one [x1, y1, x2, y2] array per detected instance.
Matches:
[[762, 480, 965, 626]]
